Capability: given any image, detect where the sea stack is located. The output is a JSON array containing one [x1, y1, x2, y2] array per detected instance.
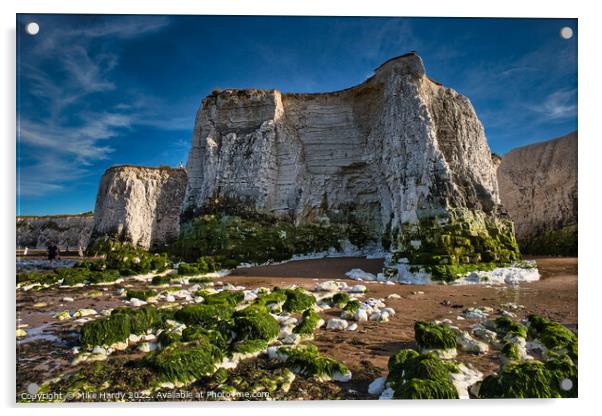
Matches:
[[90, 166, 187, 250], [182, 52, 520, 276]]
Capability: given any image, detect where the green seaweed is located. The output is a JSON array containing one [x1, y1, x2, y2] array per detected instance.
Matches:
[[202, 290, 244, 307], [230, 339, 268, 355], [527, 315, 577, 360], [145, 340, 223, 384], [479, 361, 560, 398], [521, 224, 577, 257], [343, 300, 360, 314], [414, 321, 457, 351], [233, 310, 279, 341], [494, 316, 528, 339], [281, 288, 316, 313], [80, 314, 130, 348], [282, 344, 350, 380], [174, 303, 234, 326], [125, 289, 157, 301], [293, 309, 322, 336], [394, 378, 459, 400]]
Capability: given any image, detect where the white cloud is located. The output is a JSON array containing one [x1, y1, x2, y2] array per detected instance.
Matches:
[[528, 88, 578, 121], [18, 16, 174, 198]]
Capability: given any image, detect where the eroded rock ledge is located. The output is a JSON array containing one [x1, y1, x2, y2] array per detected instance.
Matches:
[[181, 52, 520, 275]]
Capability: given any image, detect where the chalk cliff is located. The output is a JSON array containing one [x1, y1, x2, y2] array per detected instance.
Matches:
[[498, 131, 578, 255], [16, 214, 93, 249], [182, 52, 519, 269], [91, 166, 187, 250]]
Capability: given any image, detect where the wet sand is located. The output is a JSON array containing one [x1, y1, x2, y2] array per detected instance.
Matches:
[[16, 256, 577, 397]]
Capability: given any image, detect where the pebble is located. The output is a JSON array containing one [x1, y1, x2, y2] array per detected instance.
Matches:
[[62, 297, 75, 302], [386, 293, 401, 299], [73, 308, 97, 318], [346, 323, 358, 331], [53, 310, 71, 320], [16, 329, 27, 338]]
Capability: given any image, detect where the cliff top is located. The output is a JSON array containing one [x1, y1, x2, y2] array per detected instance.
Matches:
[[503, 131, 577, 157], [207, 52, 442, 99], [103, 164, 187, 174], [17, 211, 94, 219]]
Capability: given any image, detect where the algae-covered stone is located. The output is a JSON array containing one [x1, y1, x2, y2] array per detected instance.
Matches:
[[292, 309, 323, 337], [146, 340, 223, 385], [386, 349, 460, 399], [233, 310, 279, 342], [80, 314, 130, 348], [414, 321, 457, 352], [174, 303, 234, 326], [479, 360, 569, 398], [281, 344, 351, 382], [527, 314, 578, 361], [281, 288, 316, 313]]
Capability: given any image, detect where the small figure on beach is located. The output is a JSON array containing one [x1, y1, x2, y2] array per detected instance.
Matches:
[[78, 246, 84, 257], [47, 243, 59, 261], [23, 247, 28, 256]]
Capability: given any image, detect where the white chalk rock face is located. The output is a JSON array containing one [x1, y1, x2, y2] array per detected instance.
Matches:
[[91, 166, 187, 250], [181, 52, 515, 267], [497, 131, 577, 250], [17, 214, 93, 249]]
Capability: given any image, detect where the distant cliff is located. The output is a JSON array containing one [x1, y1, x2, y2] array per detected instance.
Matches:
[[498, 131, 578, 255], [17, 213, 93, 249], [91, 166, 187, 250]]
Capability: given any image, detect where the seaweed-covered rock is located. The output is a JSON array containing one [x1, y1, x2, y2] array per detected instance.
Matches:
[[479, 360, 570, 398], [126, 289, 158, 301], [279, 344, 351, 382], [146, 340, 223, 385], [233, 310, 279, 342], [281, 288, 316, 313], [414, 321, 457, 356], [395, 378, 459, 400], [292, 309, 324, 337], [527, 314, 578, 361], [174, 303, 234, 326], [386, 349, 460, 399], [80, 314, 130, 348]]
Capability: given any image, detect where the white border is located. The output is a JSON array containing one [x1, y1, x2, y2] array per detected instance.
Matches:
[[2, 1, 600, 415]]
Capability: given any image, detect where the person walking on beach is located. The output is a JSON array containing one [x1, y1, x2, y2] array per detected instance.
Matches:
[[47, 243, 59, 261]]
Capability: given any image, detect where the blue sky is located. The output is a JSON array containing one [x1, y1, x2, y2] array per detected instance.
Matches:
[[16, 15, 577, 215]]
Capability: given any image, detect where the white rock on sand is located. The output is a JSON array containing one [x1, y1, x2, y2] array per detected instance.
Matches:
[[345, 269, 376, 281], [368, 377, 386, 395], [354, 309, 368, 322], [450, 363, 483, 399], [326, 318, 349, 331], [348, 284, 367, 293], [314, 280, 340, 292]]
